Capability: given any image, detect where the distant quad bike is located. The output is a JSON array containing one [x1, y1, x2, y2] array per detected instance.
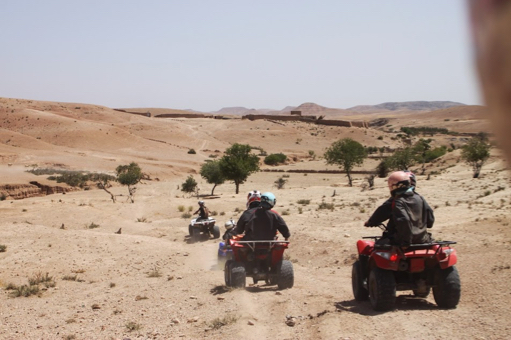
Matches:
[[352, 224, 461, 311], [224, 236, 293, 290], [188, 217, 220, 243]]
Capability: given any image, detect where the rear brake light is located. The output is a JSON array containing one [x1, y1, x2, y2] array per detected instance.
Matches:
[[375, 252, 398, 261]]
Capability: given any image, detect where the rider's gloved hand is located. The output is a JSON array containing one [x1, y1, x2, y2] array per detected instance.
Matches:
[[364, 221, 372, 227]]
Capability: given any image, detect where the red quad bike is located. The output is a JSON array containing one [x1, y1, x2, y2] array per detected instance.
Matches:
[[352, 224, 461, 311], [224, 236, 294, 290]]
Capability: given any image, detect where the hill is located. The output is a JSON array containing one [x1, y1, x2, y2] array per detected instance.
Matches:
[[348, 101, 466, 113]]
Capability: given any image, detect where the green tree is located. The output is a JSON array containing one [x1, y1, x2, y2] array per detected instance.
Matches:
[[386, 147, 415, 171], [181, 175, 198, 196], [200, 160, 225, 195], [413, 139, 432, 174], [116, 162, 143, 203], [324, 138, 367, 186], [461, 136, 491, 178], [219, 143, 260, 194]]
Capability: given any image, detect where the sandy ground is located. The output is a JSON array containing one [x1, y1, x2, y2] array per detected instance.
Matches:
[[1, 98, 511, 339]]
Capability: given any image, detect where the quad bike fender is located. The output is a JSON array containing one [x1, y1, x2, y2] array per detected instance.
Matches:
[[438, 249, 457, 269], [357, 240, 374, 256]]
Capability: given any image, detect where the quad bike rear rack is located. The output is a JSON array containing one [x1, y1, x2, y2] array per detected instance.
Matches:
[[373, 241, 457, 258], [232, 240, 289, 252]]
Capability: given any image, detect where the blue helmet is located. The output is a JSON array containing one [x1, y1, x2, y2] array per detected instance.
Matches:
[[260, 192, 276, 208]]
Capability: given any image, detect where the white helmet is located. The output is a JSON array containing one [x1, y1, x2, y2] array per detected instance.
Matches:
[[246, 190, 261, 209], [225, 220, 234, 230]]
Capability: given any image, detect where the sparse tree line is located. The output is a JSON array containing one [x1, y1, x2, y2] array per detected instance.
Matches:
[[325, 133, 491, 186], [24, 133, 491, 201]]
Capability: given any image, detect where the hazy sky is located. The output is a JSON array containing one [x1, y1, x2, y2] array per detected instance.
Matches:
[[1, 0, 480, 112]]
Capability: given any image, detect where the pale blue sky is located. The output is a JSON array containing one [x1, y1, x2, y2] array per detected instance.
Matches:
[[0, 0, 479, 112]]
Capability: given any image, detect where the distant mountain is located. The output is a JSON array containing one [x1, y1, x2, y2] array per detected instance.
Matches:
[[212, 107, 278, 116], [348, 101, 466, 112]]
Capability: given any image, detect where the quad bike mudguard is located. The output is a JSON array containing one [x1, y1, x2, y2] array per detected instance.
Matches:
[[357, 240, 375, 256]]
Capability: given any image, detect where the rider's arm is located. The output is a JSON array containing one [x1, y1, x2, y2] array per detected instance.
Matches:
[[275, 214, 291, 239], [423, 197, 435, 228], [366, 197, 393, 226]]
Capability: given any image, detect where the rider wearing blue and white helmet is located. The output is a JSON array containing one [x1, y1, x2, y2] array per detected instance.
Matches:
[[233, 192, 290, 241]]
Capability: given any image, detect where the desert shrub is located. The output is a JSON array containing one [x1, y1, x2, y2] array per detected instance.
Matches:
[[298, 207, 303, 214], [0, 193, 6, 201], [28, 272, 53, 286], [424, 146, 447, 163], [181, 212, 192, 219], [177, 205, 185, 212], [209, 315, 239, 330], [181, 175, 198, 194], [9, 284, 40, 298], [274, 177, 287, 189], [365, 146, 379, 154], [297, 199, 310, 205], [376, 160, 390, 178], [62, 275, 78, 281], [136, 217, 147, 222], [0, 244, 6, 252], [188, 206, 193, 212], [400, 126, 449, 136], [318, 202, 335, 210], [188, 149, 196, 154], [87, 222, 100, 229], [147, 266, 162, 278], [281, 209, 290, 216], [27, 168, 115, 188], [126, 321, 142, 332], [264, 153, 287, 165], [377, 136, 383, 140]]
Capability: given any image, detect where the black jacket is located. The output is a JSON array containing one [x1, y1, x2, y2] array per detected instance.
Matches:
[[233, 207, 290, 241], [367, 191, 434, 246]]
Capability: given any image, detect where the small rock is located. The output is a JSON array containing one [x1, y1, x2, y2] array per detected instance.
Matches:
[[189, 296, 197, 299], [172, 318, 180, 324], [248, 320, 255, 326], [275, 292, 282, 295], [217, 296, 225, 301], [285, 318, 296, 327], [344, 233, 350, 238], [176, 276, 183, 279], [183, 253, 189, 257]]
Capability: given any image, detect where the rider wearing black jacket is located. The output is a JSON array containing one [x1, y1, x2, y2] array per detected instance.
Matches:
[[365, 171, 434, 246], [233, 192, 290, 241]]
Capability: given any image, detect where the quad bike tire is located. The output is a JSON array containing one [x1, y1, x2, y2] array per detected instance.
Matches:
[[413, 287, 431, 298], [230, 262, 246, 288], [369, 267, 396, 311], [352, 260, 369, 301], [224, 260, 234, 287], [191, 228, 201, 243], [433, 266, 461, 309], [188, 224, 193, 236], [277, 260, 294, 290], [212, 225, 221, 239]]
